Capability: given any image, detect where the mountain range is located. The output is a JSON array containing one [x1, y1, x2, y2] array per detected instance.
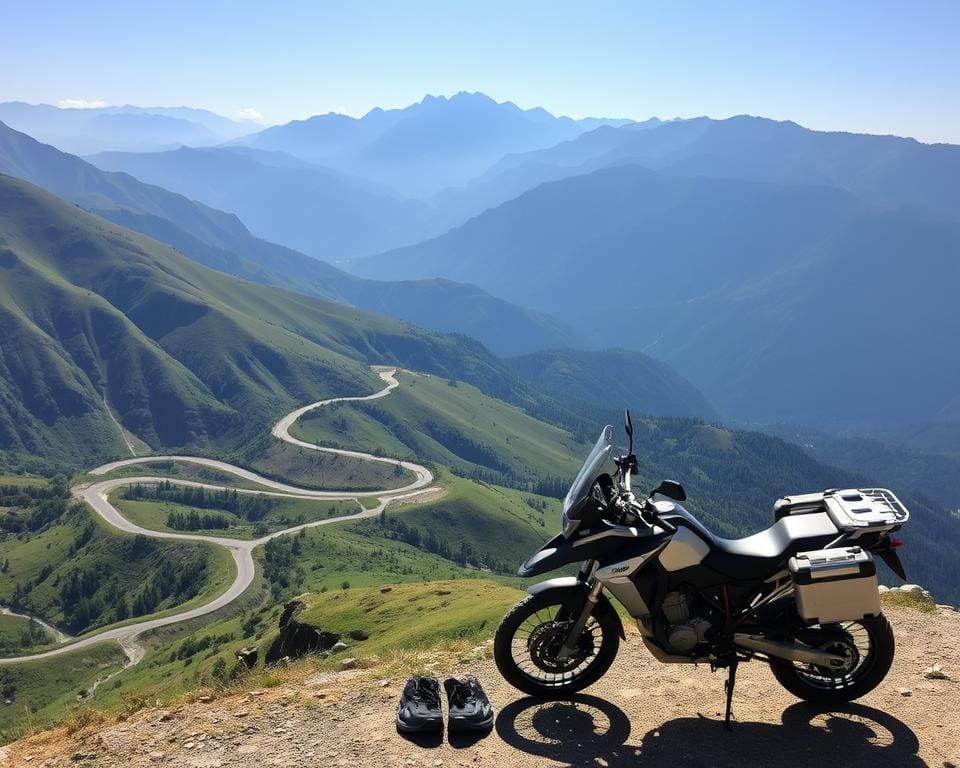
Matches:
[[440, 114, 960, 222], [359, 162, 960, 432], [0, 120, 576, 356], [237, 92, 635, 196], [86, 145, 436, 259], [0, 102, 251, 155]]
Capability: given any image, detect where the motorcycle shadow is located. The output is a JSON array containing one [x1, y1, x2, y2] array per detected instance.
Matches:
[[494, 695, 925, 768]]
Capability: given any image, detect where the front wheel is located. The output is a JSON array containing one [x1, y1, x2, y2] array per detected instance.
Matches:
[[494, 590, 620, 698], [769, 613, 895, 704]]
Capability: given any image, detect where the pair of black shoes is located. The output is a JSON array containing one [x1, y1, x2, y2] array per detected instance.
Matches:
[[396, 675, 494, 734]]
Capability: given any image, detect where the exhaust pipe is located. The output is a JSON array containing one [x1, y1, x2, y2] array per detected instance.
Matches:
[[734, 633, 847, 668]]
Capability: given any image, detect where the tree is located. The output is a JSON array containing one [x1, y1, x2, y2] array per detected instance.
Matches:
[[211, 657, 228, 685]]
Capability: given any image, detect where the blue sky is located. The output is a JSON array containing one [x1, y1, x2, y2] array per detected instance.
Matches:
[[2, 1, 958, 142]]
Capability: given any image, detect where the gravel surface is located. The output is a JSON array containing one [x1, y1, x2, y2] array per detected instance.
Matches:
[[4, 605, 957, 768]]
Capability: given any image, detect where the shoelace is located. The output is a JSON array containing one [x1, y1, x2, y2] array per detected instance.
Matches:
[[411, 680, 440, 707], [447, 680, 472, 708]]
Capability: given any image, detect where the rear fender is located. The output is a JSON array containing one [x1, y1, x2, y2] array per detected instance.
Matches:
[[526, 577, 625, 639]]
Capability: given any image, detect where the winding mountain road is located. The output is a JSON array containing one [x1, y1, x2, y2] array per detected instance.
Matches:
[[0, 368, 435, 666]]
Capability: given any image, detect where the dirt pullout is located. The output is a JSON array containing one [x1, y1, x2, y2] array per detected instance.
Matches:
[[5, 605, 958, 768]]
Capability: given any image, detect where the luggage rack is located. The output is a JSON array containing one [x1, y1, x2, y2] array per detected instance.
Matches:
[[824, 488, 909, 531]]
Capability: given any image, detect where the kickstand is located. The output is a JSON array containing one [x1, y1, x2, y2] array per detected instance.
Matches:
[[723, 658, 738, 731]]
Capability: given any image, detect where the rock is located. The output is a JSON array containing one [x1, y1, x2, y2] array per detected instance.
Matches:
[[924, 665, 949, 680], [265, 599, 340, 664], [148, 752, 165, 762], [157, 711, 173, 723], [71, 752, 98, 762], [878, 585, 890, 593], [198, 695, 212, 703], [348, 629, 369, 641], [897, 687, 912, 696], [379, 586, 392, 593], [184, 742, 196, 750], [936, 604, 957, 611], [330, 641, 349, 653], [434, 589, 452, 596], [899, 584, 924, 595], [233, 710, 250, 718], [236, 646, 259, 668], [341, 658, 358, 670]]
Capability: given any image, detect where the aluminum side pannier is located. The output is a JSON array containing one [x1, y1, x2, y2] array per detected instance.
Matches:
[[789, 546, 881, 624]]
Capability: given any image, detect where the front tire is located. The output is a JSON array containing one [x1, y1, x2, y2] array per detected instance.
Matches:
[[769, 613, 895, 704], [494, 590, 620, 699]]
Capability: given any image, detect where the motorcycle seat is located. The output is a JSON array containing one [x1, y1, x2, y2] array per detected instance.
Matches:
[[660, 503, 840, 580]]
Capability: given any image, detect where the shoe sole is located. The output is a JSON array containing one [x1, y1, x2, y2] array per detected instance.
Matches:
[[396, 714, 444, 734], [448, 713, 495, 732]]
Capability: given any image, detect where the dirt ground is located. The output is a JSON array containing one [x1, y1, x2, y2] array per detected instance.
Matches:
[[4, 604, 958, 768]]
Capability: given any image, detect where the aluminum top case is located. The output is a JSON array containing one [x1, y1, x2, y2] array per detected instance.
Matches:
[[823, 488, 909, 532]]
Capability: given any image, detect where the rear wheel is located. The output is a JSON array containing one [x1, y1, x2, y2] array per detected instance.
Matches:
[[769, 613, 895, 704], [494, 591, 620, 698]]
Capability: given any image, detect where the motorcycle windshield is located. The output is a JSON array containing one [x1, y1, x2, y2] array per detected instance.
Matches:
[[563, 425, 614, 515]]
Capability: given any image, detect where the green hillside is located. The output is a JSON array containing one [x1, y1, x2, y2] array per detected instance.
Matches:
[[0, 643, 128, 737], [0, 614, 53, 655], [508, 347, 719, 421], [292, 370, 585, 492], [112, 484, 361, 539], [0, 174, 531, 468], [349, 474, 562, 575], [0, 500, 234, 636]]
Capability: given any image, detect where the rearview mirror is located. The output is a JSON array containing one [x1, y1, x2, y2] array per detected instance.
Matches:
[[652, 480, 686, 502]]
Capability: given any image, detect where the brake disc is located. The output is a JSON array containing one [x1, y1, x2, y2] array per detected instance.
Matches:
[[527, 621, 595, 673]]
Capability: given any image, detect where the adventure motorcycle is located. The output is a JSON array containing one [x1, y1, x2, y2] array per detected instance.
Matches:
[[494, 412, 909, 727]]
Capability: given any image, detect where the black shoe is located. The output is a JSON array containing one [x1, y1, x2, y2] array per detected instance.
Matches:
[[443, 675, 494, 732], [396, 676, 443, 733]]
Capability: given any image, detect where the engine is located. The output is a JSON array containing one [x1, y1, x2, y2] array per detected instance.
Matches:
[[662, 589, 712, 653]]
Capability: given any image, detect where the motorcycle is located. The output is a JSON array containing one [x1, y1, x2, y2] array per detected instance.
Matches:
[[493, 412, 909, 727]]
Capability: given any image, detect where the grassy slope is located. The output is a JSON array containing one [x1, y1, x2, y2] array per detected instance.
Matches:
[[0, 475, 46, 489], [111, 494, 360, 540], [0, 505, 235, 635], [0, 614, 54, 654], [69, 578, 521, 723], [293, 370, 585, 492], [295, 580, 522, 654], [0, 643, 128, 739], [84, 461, 266, 490], [508, 347, 719, 421], [245, 438, 415, 491], [348, 473, 561, 575], [0, 174, 528, 470]]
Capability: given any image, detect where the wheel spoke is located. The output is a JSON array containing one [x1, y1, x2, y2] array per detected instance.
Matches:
[[503, 596, 611, 686]]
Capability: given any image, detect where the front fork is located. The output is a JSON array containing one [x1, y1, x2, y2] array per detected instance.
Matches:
[[557, 564, 603, 660]]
